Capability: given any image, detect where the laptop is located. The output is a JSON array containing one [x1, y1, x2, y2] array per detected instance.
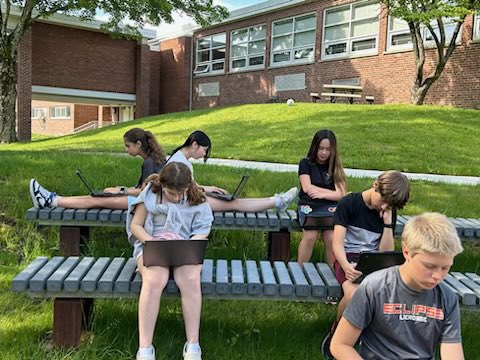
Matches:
[[143, 239, 208, 267], [76, 169, 124, 197], [354, 251, 405, 283], [206, 174, 249, 201]]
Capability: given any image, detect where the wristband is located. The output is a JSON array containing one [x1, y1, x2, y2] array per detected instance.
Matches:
[[119, 186, 128, 195], [383, 223, 394, 229]]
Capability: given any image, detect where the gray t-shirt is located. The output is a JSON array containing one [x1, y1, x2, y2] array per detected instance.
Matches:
[[344, 266, 462, 360], [168, 151, 193, 172]]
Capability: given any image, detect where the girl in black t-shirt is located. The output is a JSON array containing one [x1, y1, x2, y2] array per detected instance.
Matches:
[[297, 129, 346, 267]]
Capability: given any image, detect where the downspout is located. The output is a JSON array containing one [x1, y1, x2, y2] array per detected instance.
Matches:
[[189, 35, 194, 111]]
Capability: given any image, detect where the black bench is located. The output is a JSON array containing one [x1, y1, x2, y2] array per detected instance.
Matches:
[[12, 256, 341, 347]]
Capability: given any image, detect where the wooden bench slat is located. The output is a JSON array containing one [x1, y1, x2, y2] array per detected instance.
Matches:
[[201, 259, 214, 295], [64, 257, 96, 292], [273, 261, 293, 296], [266, 210, 279, 228], [38, 208, 53, 220], [86, 208, 101, 221], [246, 212, 257, 226], [303, 262, 326, 298], [11, 256, 49, 292], [110, 209, 123, 222], [98, 209, 113, 222], [320, 92, 362, 98], [231, 260, 246, 295], [51, 207, 66, 220], [114, 258, 137, 293], [316, 263, 341, 299], [444, 274, 477, 306], [74, 209, 88, 221], [30, 257, 65, 292], [215, 259, 230, 295], [47, 257, 81, 292], [63, 209, 76, 221], [259, 261, 278, 296], [465, 272, 480, 284], [223, 212, 235, 226], [98, 258, 126, 293], [131, 271, 142, 294], [26, 207, 39, 220], [453, 218, 475, 238], [213, 212, 224, 226], [235, 212, 247, 226], [288, 262, 310, 297], [81, 257, 111, 292], [246, 260, 262, 295]]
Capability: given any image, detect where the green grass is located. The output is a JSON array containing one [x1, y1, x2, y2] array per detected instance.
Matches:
[[1, 103, 480, 359], [4, 103, 480, 176]]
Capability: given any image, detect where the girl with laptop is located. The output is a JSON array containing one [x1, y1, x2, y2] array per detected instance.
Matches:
[[296, 129, 347, 267], [29, 128, 166, 210], [169, 130, 298, 212], [127, 162, 213, 360]]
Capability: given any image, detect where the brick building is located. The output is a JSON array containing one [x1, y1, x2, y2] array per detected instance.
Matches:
[[154, 0, 480, 111]]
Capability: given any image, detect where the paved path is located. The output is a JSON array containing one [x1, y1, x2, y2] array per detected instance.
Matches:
[[191, 158, 480, 186]]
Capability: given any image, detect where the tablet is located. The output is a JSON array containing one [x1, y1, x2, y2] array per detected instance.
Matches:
[[355, 251, 405, 281], [143, 239, 208, 267]]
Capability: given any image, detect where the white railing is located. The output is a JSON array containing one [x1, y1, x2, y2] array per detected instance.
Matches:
[[73, 121, 98, 133]]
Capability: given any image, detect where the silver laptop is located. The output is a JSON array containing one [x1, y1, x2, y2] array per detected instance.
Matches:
[[206, 175, 249, 201], [143, 239, 208, 267], [76, 169, 124, 197]]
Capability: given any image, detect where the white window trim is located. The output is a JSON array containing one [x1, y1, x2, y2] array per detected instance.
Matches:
[[50, 106, 71, 119], [270, 12, 317, 68], [31, 107, 47, 119], [474, 13, 480, 40], [387, 16, 462, 51], [321, 1, 380, 61], [230, 24, 266, 73], [194, 33, 226, 76]]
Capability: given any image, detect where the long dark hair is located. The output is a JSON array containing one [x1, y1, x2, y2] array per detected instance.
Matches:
[[306, 129, 346, 186], [124, 128, 166, 165], [147, 162, 206, 206], [171, 130, 212, 163]]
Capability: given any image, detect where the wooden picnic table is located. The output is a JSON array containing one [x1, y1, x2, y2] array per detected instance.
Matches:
[[321, 84, 363, 104]]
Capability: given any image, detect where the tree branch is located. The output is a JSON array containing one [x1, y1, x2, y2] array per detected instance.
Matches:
[[2, 0, 12, 37], [12, 0, 35, 46]]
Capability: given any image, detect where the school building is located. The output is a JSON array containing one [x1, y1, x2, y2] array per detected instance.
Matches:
[[155, 0, 480, 111]]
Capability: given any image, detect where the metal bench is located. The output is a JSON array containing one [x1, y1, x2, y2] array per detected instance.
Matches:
[[12, 256, 341, 347]]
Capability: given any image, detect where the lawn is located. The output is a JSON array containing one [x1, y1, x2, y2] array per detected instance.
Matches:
[[1, 103, 480, 359]]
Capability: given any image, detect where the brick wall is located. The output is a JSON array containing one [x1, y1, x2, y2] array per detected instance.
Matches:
[[135, 42, 151, 119], [74, 105, 98, 129], [158, 37, 192, 113], [185, 0, 480, 109], [149, 51, 161, 115]]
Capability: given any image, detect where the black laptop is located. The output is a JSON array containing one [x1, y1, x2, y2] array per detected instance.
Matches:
[[76, 169, 124, 197], [206, 175, 249, 201], [143, 239, 208, 267], [354, 251, 405, 283]]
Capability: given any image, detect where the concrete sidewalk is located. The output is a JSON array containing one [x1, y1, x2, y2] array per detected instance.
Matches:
[[192, 158, 480, 186]]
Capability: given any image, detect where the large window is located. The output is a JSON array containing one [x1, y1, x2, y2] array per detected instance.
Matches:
[[271, 13, 316, 66], [194, 33, 226, 75], [230, 25, 266, 72], [474, 13, 480, 40], [49, 106, 70, 119], [31, 107, 47, 119], [387, 16, 460, 51], [322, 1, 380, 59]]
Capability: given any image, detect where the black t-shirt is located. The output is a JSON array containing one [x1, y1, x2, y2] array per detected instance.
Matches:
[[298, 158, 336, 207], [136, 158, 163, 188]]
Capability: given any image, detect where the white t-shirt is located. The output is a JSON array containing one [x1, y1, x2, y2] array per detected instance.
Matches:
[[168, 151, 193, 172]]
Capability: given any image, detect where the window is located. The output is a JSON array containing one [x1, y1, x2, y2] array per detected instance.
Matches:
[[475, 13, 480, 40], [49, 106, 71, 119], [322, 1, 380, 59], [194, 33, 226, 75], [31, 107, 47, 119], [198, 82, 220, 97], [387, 16, 460, 50], [230, 25, 266, 71], [271, 13, 316, 66]]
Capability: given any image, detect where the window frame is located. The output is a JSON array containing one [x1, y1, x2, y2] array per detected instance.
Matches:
[[49, 106, 71, 119], [31, 107, 47, 119], [321, 1, 380, 60], [230, 24, 267, 72], [270, 12, 317, 67], [194, 33, 227, 76], [473, 13, 480, 40]]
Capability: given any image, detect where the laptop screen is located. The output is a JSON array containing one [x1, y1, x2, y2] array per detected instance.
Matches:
[[231, 175, 249, 198]]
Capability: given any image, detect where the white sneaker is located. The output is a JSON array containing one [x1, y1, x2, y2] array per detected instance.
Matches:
[[29, 179, 56, 209], [276, 187, 299, 212], [136, 345, 155, 360], [183, 342, 202, 360]]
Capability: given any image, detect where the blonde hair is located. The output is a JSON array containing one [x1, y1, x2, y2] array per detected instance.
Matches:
[[402, 212, 463, 257], [376, 170, 410, 209]]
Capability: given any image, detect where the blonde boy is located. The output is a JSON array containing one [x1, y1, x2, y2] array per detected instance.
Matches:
[[331, 212, 464, 360]]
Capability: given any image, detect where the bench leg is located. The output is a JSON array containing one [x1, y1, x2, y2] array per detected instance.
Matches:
[[59, 226, 89, 256], [53, 298, 94, 347], [267, 230, 291, 262]]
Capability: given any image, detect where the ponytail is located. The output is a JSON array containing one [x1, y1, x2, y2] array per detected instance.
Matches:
[[171, 130, 212, 163], [124, 128, 166, 165]]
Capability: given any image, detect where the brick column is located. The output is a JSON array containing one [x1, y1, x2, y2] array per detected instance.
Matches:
[[135, 40, 151, 119], [17, 26, 32, 142]]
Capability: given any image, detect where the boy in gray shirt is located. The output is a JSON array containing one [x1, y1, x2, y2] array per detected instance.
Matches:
[[330, 212, 464, 360]]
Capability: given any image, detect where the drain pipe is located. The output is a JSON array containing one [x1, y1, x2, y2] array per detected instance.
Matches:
[[189, 35, 194, 111]]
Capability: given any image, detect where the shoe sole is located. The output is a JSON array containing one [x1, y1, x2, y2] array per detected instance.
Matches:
[[29, 179, 39, 208]]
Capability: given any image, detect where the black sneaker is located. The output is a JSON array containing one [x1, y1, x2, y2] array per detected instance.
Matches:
[[321, 321, 337, 360], [29, 179, 56, 209]]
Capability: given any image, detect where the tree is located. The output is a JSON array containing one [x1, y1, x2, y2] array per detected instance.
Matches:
[[380, 0, 480, 104], [0, 1, 228, 143]]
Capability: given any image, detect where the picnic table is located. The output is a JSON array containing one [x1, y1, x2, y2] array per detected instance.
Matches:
[[310, 84, 375, 104]]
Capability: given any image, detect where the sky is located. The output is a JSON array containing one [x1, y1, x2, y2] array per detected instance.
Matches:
[[153, 0, 267, 37]]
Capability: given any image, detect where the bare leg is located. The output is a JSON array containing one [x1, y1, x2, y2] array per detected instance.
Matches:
[[58, 195, 129, 210], [297, 229, 319, 266], [137, 256, 170, 348], [207, 195, 275, 212], [336, 280, 359, 322], [173, 264, 202, 343], [321, 229, 335, 267]]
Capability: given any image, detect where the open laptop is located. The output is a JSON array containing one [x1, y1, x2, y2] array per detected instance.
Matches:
[[76, 169, 124, 197], [354, 251, 405, 283], [143, 239, 208, 267], [206, 174, 249, 201]]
